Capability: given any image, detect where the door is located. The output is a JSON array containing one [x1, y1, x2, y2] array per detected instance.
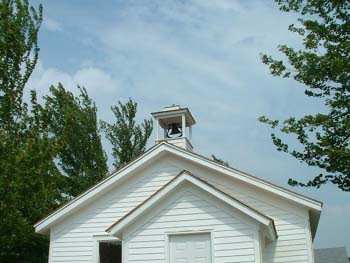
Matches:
[[169, 233, 211, 263]]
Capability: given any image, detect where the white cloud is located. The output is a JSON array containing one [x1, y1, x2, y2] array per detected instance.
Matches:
[[27, 61, 119, 100], [43, 18, 62, 32], [95, 0, 300, 107], [74, 68, 117, 94]]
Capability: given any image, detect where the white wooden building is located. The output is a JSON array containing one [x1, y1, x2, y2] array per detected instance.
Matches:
[[35, 105, 322, 263]]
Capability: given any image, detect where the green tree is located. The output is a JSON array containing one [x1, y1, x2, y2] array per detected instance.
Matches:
[[0, 0, 41, 131], [0, 91, 62, 262], [0, 1, 60, 262], [44, 83, 108, 198], [1, 0, 111, 261], [101, 99, 153, 169], [259, 0, 350, 191]]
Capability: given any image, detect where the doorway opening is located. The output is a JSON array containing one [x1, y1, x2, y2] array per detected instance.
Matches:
[[99, 240, 121, 263]]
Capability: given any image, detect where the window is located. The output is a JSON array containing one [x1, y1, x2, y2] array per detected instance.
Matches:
[[99, 241, 121, 263], [93, 236, 122, 263]]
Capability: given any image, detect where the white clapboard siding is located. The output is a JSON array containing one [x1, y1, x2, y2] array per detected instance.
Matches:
[[125, 186, 258, 263], [49, 154, 314, 263], [173, 159, 313, 263], [50, 160, 182, 263]]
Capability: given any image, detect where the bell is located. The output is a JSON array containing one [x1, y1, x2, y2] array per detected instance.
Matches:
[[166, 123, 182, 138]]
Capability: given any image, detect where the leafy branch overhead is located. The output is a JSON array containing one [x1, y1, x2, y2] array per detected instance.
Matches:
[[260, 0, 350, 191], [101, 99, 153, 170]]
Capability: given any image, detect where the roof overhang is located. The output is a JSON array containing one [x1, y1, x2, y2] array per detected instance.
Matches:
[[106, 170, 277, 240], [151, 108, 196, 128], [35, 142, 322, 236]]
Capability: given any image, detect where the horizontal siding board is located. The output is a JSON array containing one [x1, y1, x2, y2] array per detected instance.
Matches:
[[128, 246, 165, 254], [128, 241, 164, 249], [52, 256, 91, 262], [214, 255, 255, 262], [276, 233, 307, 241], [265, 255, 309, 262], [213, 235, 254, 244], [215, 248, 255, 257], [161, 205, 219, 215], [127, 261, 163, 263], [149, 211, 232, 223], [269, 239, 307, 247], [265, 249, 308, 258]]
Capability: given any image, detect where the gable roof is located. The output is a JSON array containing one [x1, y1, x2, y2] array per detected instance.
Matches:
[[34, 141, 322, 235], [106, 170, 277, 240]]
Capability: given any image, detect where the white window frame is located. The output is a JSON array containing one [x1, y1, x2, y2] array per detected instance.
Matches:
[[93, 235, 121, 263]]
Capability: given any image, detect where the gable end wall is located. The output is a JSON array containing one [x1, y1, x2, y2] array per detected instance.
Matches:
[[124, 184, 261, 263], [48, 154, 315, 263]]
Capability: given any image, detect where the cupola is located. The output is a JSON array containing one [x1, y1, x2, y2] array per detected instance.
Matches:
[[151, 105, 196, 151]]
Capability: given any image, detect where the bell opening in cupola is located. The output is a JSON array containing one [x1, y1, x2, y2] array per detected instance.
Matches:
[[166, 123, 183, 138]]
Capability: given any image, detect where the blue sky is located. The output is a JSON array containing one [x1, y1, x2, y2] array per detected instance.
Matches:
[[29, 0, 349, 250]]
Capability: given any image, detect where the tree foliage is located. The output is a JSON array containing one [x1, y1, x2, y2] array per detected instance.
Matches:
[[101, 99, 153, 169], [0, 1, 59, 262], [44, 83, 108, 198], [260, 0, 350, 191], [211, 154, 229, 166], [0, 1, 109, 261], [0, 1, 153, 261], [0, 0, 41, 131], [0, 92, 62, 263]]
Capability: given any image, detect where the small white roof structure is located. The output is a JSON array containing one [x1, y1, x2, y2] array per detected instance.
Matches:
[[34, 142, 322, 236], [106, 170, 277, 240], [151, 105, 196, 128]]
